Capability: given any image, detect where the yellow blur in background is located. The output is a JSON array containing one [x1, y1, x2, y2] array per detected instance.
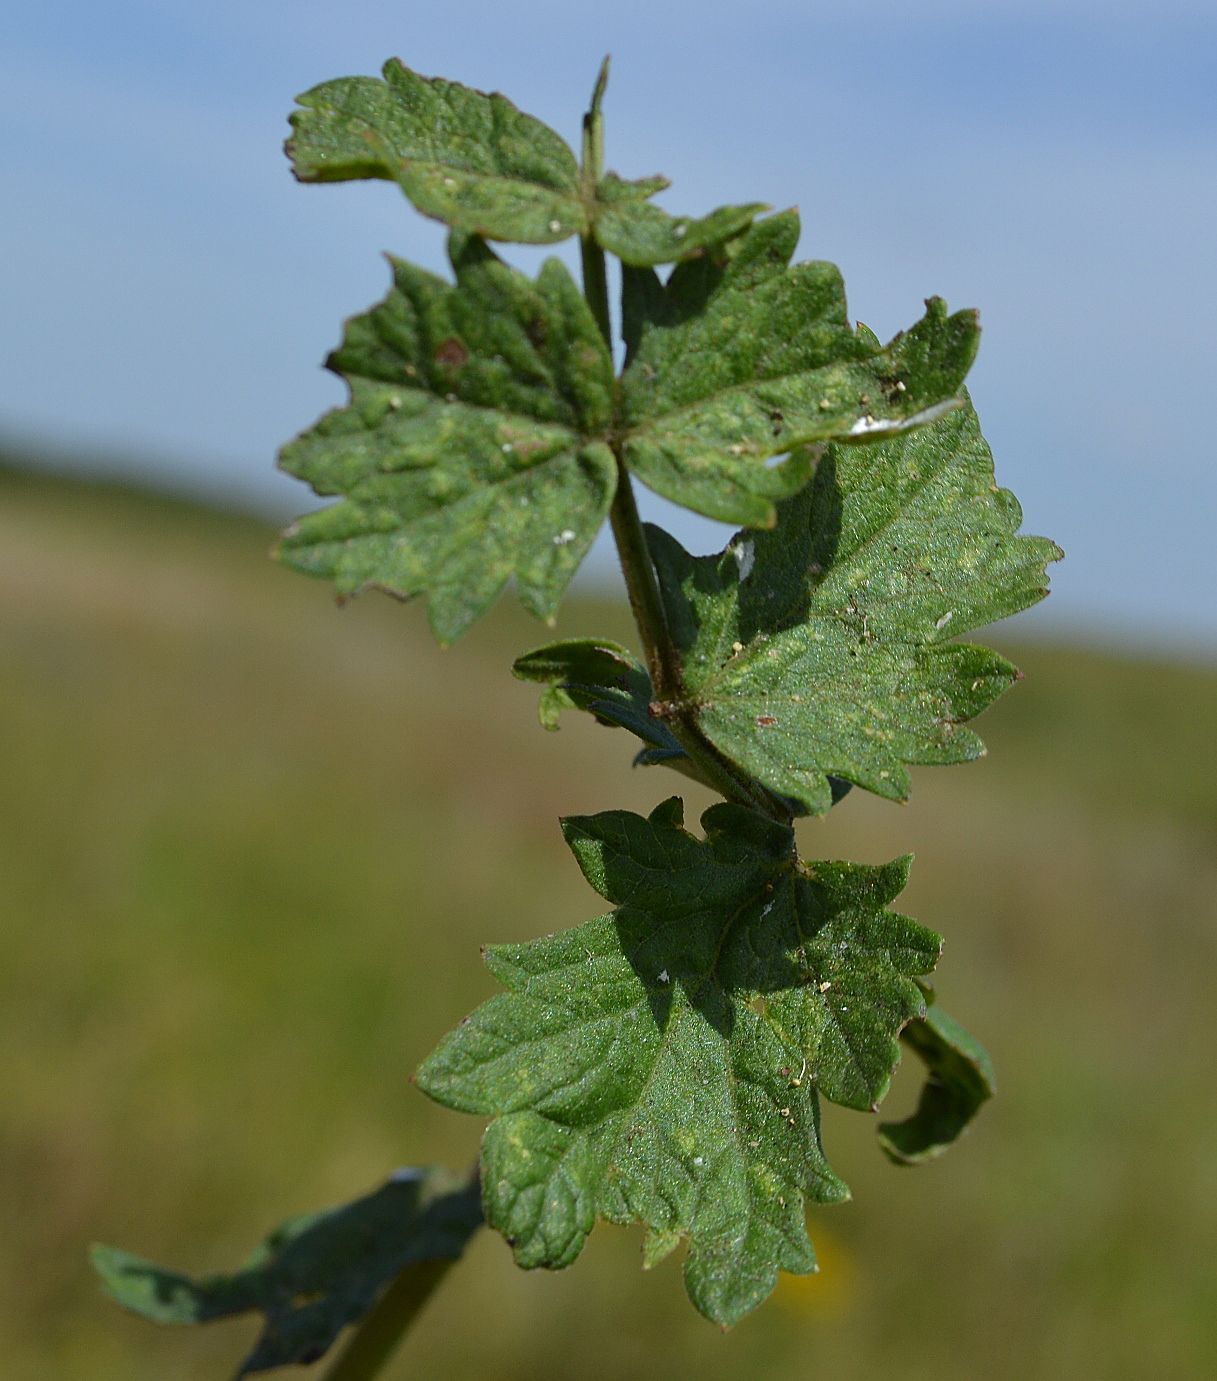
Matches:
[[2, 463, 1215, 1379]]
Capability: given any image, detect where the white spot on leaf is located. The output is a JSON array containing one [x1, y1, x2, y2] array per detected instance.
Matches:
[[733, 539, 756, 581], [847, 398, 959, 437], [553, 529, 577, 546]]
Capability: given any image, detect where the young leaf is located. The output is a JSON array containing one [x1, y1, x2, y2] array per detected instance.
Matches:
[[90, 1169, 481, 1376], [416, 799, 940, 1325], [593, 173, 767, 269], [878, 1006, 995, 1164], [511, 637, 686, 764], [277, 234, 616, 643], [287, 60, 762, 265], [646, 400, 1063, 814], [618, 212, 981, 525]]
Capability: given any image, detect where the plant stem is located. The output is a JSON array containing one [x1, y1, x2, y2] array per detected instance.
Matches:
[[322, 1260, 455, 1381], [578, 61, 789, 823], [579, 57, 612, 346]]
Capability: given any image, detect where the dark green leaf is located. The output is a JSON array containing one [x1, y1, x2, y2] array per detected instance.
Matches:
[[288, 62, 762, 264], [647, 399, 1063, 813], [277, 234, 616, 643], [511, 637, 685, 763], [91, 1168, 481, 1376], [879, 1007, 995, 1164], [619, 212, 981, 525], [417, 799, 940, 1325]]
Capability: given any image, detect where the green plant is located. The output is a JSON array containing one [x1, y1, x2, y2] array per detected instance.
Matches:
[[92, 56, 1060, 1377]]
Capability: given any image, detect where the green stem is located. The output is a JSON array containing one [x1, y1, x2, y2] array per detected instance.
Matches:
[[321, 1260, 456, 1381], [577, 61, 789, 823], [579, 57, 612, 346], [605, 459, 679, 695], [609, 461, 787, 817]]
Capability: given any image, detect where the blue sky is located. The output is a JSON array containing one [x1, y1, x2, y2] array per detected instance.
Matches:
[[4, 1, 1215, 654]]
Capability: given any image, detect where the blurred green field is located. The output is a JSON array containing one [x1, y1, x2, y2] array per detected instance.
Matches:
[[2, 462, 1216, 1380]]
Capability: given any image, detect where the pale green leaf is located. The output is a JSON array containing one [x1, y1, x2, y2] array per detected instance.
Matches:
[[879, 1006, 995, 1164], [91, 1169, 481, 1376], [288, 60, 584, 244], [647, 399, 1063, 813], [277, 234, 616, 643], [288, 61, 762, 265], [619, 212, 981, 525], [417, 799, 940, 1324], [594, 174, 767, 267]]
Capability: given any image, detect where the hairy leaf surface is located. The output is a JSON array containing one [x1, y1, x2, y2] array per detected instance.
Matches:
[[618, 213, 981, 525], [417, 799, 940, 1324], [288, 61, 762, 264], [277, 235, 616, 642], [91, 1169, 481, 1376], [647, 401, 1063, 813], [879, 1006, 995, 1164]]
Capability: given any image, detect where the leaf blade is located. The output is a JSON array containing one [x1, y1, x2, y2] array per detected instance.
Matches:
[[288, 61, 764, 265], [417, 800, 940, 1324], [277, 237, 617, 643], [619, 213, 982, 525], [92, 1169, 482, 1376], [511, 637, 685, 757], [649, 399, 1063, 813], [288, 61, 585, 243], [593, 178, 767, 267], [878, 1006, 995, 1164]]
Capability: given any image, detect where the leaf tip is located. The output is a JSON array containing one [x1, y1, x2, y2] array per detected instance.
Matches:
[[590, 54, 611, 114]]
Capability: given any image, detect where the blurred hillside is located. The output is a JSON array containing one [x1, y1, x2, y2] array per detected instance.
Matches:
[[1, 461, 1215, 1380]]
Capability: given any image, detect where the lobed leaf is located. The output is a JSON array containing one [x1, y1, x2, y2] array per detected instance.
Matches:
[[288, 60, 584, 244], [878, 1006, 995, 1164], [417, 799, 940, 1325], [91, 1169, 481, 1376], [288, 61, 763, 265], [617, 212, 981, 526], [647, 399, 1063, 813], [277, 234, 616, 643]]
